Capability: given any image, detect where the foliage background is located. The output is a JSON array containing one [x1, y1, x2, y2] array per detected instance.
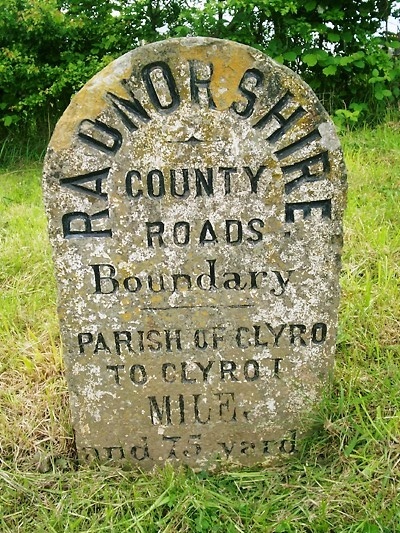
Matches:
[[0, 0, 399, 150]]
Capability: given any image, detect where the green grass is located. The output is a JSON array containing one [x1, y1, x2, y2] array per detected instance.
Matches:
[[0, 124, 399, 532]]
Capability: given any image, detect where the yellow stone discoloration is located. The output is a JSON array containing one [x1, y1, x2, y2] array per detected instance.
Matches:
[[50, 52, 134, 152]]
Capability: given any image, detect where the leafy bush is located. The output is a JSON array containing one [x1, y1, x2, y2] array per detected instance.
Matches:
[[0, 0, 399, 146]]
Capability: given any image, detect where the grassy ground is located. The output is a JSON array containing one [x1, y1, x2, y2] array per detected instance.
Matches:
[[0, 124, 399, 532]]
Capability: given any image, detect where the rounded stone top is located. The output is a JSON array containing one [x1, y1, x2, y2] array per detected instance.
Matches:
[[48, 37, 334, 153]]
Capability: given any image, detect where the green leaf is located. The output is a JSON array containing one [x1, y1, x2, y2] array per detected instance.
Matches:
[[342, 31, 353, 42], [283, 51, 297, 61], [3, 115, 14, 127], [349, 102, 368, 112], [323, 64, 337, 76], [327, 32, 340, 42], [314, 49, 329, 60], [338, 56, 354, 66], [302, 53, 318, 66], [304, 0, 316, 11]]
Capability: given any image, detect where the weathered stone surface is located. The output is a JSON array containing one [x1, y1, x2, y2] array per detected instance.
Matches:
[[43, 37, 346, 469]]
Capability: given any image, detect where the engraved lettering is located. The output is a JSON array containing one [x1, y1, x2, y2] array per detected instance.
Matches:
[[196, 259, 217, 290], [107, 364, 125, 385], [170, 168, 190, 199], [91, 264, 119, 294], [220, 361, 239, 382], [78, 332, 93, 354], [285, 200, 332, 222], [148, 275, 166, 295], [312, 322, 327, 343], [183, 434, 202, 457], [194, 329, 208, 349], [147, 170, 165, 199], [78, 119, 122, 154], [172, 273, 192, 292], [247, 218, 264, 243], [212, 326, 225, 348], [114, 331, 133, 355], [125, 170, 143, 198], [253, 325, 268, 347], [271, 270, 294, 296], [193, 394, 211, 424], [244, 360, 259, 381], [147, 330, 162, 351], [275, 129, 322, 161], [226, 220, 242, 245], [123, 275, 142, 293], [282, 151, 330, 194], [181, 362, 196, 384], [149, 395, 172, 425], [63, 209, 112, 239], [80, 447, 100, 461], [107, 88, 151, 132], [60, 168, 110, 200], [142, 62, 180, 113], [216, 392, 237, 422], [273, 358, 282, 378], [173, 221, 190, 246], [130, 437, 150, 461], [130, 364, 147, 385], [165, 330, 182, 351], [103, 446, 125, 460], [219, 167, 237, 195], [279, 430, 297, 453], [195, 168, 214, 197], [163, 435, 180, 458], [241, 441, 255, 454], [266, 323, 286, 346], [195, 361, 214, 382], [231, 68, 263, 118], [236, 327, 250, 348], [146, 222, 165, 247], [218, 441, 235, 458], [189, 60, 216, 108], [290, 324, 307, 346], [199, 220, 218, 245], [94, 332, 111, 353], [243, 166, 266, 193], [162, 363, 176, 383], [43, 40, 346, 471], [253, 91, 306, 143]]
